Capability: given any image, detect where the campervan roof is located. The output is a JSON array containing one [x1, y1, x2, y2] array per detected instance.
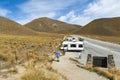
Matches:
[[62, 40, 83, 44], [65, 37, 79, 42]]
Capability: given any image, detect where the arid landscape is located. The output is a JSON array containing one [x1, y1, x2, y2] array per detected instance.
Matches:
[[0, 16, 120, 80], [1, 0, 120, 80], [0, 16, 67, 79], [73, 17, 120, 44], [0, 34, 66, 80]]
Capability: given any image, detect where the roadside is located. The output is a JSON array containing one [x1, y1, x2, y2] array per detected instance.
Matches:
[[0, 65, 26, 80], [82, 35, 120, 45], [52, 53, 109, 80]]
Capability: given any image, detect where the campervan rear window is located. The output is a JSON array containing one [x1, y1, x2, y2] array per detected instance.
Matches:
[[71, 44, 76, 47], [79, 44, 83, 47]]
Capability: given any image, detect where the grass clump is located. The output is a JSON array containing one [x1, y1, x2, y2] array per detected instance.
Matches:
[[45, 63, 57, 72], [0, 34, 65, 80], [77, 65, 116, 80], [21, 70, 46, 80], [21, 69, 46, 80], [21, 69, 59, 80], [93, 68, 114, 80], [69, 58, 80, 64], [8, 67, 18, 73]]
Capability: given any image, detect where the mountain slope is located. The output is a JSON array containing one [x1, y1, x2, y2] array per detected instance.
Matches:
[[0, 17, 38, 35], [24, 17, 80, 34], [74, 17, 120, 36]]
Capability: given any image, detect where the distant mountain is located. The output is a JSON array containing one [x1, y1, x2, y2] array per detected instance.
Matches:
[[0, 16, 38, 36], [24, 17, 81, 34], [1, 16, 120, 37], [74, 17, 120, 36]]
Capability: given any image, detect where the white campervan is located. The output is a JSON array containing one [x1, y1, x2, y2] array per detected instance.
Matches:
[[60, 37, 84, 52]]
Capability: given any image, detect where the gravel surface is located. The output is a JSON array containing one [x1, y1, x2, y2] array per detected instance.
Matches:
[[52, 54, 109, 80]]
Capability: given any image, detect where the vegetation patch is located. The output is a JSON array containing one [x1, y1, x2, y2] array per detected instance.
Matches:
[[69, 58, 80, 64], [0, 34, 66, 80], [8, 67, 18, 73], [77, 65, 120, 80], [84, 35, 120, 44]]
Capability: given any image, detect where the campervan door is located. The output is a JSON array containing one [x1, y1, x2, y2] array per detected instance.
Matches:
[[60, 41, 69, 51]]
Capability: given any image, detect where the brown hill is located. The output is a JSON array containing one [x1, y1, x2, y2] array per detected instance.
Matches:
[[74, 17, 120, 36], [0, 16, 38, 36], [24, 17, 80, 34]]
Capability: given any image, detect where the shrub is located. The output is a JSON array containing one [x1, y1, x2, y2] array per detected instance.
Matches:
[[21, 69, 46, 80], [21, 69, 59, 80], [69, 58, 80, 64], [8, 67, 18, 73]]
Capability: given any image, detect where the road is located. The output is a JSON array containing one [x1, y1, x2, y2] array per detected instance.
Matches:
[[70, 35, 120, 68], [52, 36, 120, 80], [52, 35, 120, 80]]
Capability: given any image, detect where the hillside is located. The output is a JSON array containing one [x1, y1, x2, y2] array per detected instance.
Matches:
[[24, 17, 80, 34], [0, 16, 38, 36], [74, 17, 120, 36]]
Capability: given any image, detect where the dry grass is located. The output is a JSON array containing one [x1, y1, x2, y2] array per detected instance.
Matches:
[[0, 17, 39, 36], [0, 34, 66, 80], [108, 68, 120, 80], [21, 69, 47, 80], [21, 61, 65, 80], [77, 65, 120, 80], [0, 34, 64, 67], [84, 35, 120, 44], [74, 17, 120, 37], [8, 67, 18, 73], [69, 58, 80, 64], [46, 63, 55, 71], [117, 76, 120, 80], [25, 17, 79, 34]]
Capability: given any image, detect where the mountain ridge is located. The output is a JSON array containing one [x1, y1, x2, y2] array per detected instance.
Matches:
[[0, 16, 39, 36], [24, 17, 81, 34], [73, 17, 120, 36], [0, 16, 120, 37]]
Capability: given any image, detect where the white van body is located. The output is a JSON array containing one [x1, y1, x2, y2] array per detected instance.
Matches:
[[60, 40, 84, 52]]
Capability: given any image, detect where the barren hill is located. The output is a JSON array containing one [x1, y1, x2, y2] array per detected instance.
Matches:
[[0, 16, 38, 36], [24, 17, 80, 34], [74, 17, 120, 36]]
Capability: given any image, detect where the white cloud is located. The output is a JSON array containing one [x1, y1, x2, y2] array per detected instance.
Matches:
[[19, 0, 85, 13], [17, 12, 56, 24], [59, 11, 75, 21], [17, 0, 87, 24], [84, 0, 120, 18], [58, 11, 92, 26], [59, 0, 120, 26], [0, 8, 10, 16]]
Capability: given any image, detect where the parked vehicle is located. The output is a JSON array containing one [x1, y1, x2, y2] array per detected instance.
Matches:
[[60, 37, 84, 52]]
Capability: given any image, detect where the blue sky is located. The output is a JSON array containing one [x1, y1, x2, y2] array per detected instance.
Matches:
[[0, 0, 120, 26]]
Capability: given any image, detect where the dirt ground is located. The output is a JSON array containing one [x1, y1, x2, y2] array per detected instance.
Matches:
[[52, 54, 109, 80]]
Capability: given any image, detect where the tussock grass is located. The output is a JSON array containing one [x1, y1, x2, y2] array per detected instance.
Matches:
[[21, 69, 47, 80], [0, 34, 66, 80], [46, 63, 54, 71], [8, 67, 18, 73], [0, 34, 63, 67], [108, 68, 120, 80], [21, 67, 64, 80], [77, 65, 120, 80], [93, 68, 114, 80], [117, 75, 120, 80], [69, 58, 80, 64], [84, 35, 120, 44]]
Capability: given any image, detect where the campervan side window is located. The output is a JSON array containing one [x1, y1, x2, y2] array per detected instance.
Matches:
[[64, 44, 68, 47], [71, 44, 76, 47], [79, 44, 83, 47]]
